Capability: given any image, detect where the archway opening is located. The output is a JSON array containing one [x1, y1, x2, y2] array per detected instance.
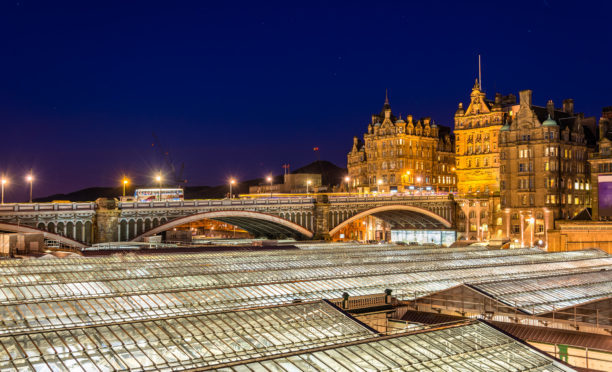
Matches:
[[330, 205, 455, 246], [131, 210, 313, 242]]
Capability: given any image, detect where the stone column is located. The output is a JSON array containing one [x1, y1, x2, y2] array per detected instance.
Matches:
[[476, 202, 481, 241], [94, 198, 120, 244], [520, 212, 525, 248], [313, 194, 330, 240]]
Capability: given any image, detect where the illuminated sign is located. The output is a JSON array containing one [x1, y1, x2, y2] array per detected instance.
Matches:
[[598, 175, 612, 218]]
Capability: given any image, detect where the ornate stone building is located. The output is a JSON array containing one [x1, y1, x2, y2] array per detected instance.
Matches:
[[347, 93, 455, 194], [499, 90, 596, 247], [454, 80, 516, 195], [453, 80, 515, 241]]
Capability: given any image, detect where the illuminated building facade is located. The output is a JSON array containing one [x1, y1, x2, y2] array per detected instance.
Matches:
[[589, 107, 612, 221], [347, 93, 456, 194], [499, 90, 596, 247], [453, 80, 514, 241], [454, 80, 513, 195]]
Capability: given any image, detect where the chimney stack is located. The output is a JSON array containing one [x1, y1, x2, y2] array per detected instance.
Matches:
[[519, 90, 532, 107], [563, 99, 574, 115], [546, 99, 555, 118]]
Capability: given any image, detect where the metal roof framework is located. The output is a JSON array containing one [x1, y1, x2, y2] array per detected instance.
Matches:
[[214, 322, 574, 372], [0, 248, 610, 336], [411, 270, 612, 329], [0, 301, 376, 371]]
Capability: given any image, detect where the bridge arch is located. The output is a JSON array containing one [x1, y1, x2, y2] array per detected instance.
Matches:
[[131, 210, 314, 241], [0, 222, 88, 249], [328, 204, 452, 237]]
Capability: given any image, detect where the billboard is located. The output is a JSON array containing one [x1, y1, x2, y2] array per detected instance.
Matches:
[[598, 175, 612, 218], [135, 188, 184, 202]]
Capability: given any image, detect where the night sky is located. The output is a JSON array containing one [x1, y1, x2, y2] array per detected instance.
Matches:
[[0, 0, 610, 201]]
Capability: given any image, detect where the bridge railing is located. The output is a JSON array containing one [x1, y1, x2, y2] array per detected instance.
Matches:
[[328, 194, 453, 203], [118, 197, 315, 209], [0, 202, 96, 212]]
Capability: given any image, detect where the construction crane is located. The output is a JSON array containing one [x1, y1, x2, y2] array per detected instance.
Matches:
[[151, 132, 187, 186]]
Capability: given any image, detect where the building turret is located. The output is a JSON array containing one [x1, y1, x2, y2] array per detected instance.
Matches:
[[455, 102, 465, 116]]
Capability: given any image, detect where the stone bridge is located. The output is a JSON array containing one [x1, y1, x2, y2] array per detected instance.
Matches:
[[0, 194, 456, 247]]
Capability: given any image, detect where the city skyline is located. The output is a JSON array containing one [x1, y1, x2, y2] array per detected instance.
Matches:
[[1, 1, 611, 199]]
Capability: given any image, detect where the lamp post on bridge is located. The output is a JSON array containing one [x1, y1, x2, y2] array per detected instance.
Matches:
[[26, 171, 33, 203], [229, 179, 236, 199], [266, 176, 273, 197], [344, 176, 350, 196], [1, 177, 6, 204], [306, 179, 312, 195], [377, 179, 382, 195], [122, 178, 129, 197], [156, 174, 162, 201]]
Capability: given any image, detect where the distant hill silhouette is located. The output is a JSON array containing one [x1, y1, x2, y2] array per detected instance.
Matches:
[[34, 160, 347, 202]]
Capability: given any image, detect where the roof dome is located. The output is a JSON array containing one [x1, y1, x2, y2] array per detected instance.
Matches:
[[542, 114, 558, 127], [374, 122, 381, 126]]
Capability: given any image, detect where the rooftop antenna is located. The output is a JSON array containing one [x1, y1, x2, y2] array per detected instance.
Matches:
[[478, 54, 482, 90]]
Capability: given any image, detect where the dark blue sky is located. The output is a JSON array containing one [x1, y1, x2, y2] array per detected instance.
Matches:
[[0, 0, 610, 200]]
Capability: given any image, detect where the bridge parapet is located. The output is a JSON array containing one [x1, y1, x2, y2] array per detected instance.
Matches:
[[118, 197, 315, 209], [0, 202, 96, 212], [328, 194, 453, 204]]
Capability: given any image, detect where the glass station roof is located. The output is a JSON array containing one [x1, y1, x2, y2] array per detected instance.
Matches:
[[0, 247, 610, 335], [472, 270, 612, 314], [0, 301, 376, 371], [0, 244, 603, 370], [218, 322, 573, 372]]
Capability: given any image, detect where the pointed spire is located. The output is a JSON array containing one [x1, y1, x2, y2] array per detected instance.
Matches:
[[384, 88, 389, 105], [473, 78, 480, 90]]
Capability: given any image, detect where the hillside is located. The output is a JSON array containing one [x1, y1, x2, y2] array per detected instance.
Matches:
[[34, 160, 347, 202]]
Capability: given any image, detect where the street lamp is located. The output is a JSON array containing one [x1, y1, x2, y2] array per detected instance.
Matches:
[[1, 178, 6, 204], [156, 174, 162, 201], [306, 179, 312, 195], [266, 176, 273, 197], [122, 178, 129, 197], [26, 172, 33, 203], [416, 176, 422, 193], [377, 179, 382, 194], [229, 179, 236, 199], [405, 171, 411, 193], [344, 176, 350, 195]]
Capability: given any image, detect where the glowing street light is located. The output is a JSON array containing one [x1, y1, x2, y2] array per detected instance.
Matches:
[[156, 173, 162, 201], [306, 179, 312, 195], [26, 172, 33, 203], [377, 179, 382, 194], [1, 177, 6, 204], [528, 217, 535, 247], [266, 176, 273, 197], [344, 176, 350, 196], [122, 178, 129, 197], [229, 179, 236, 199]]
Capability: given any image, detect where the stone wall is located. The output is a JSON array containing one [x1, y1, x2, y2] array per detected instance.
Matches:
[[547, 221, 612, 254]]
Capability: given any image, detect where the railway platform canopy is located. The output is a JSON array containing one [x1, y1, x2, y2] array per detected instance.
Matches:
[[0, 243, 609, 370], [0, 300, 573, 371]]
